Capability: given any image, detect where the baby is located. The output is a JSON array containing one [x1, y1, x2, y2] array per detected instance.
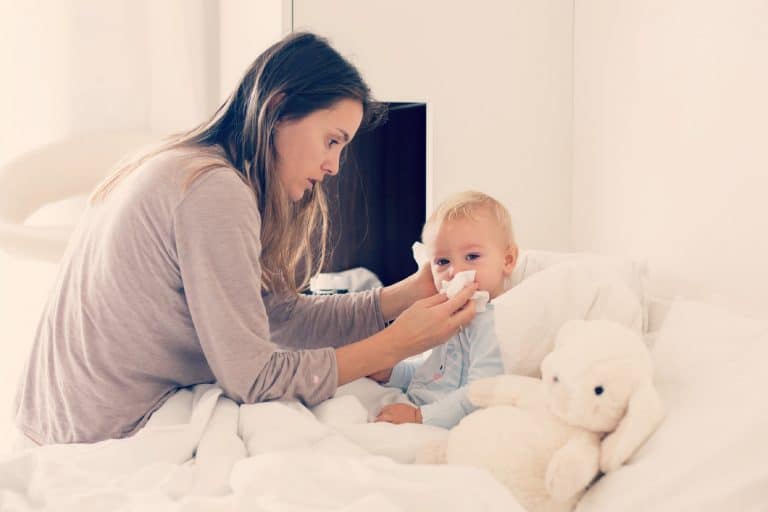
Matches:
[[374, 191, 518, 429]]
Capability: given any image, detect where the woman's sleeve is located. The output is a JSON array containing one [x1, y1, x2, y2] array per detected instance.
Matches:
[[173, 169, 337, 407], [264, 289, 387, 350]]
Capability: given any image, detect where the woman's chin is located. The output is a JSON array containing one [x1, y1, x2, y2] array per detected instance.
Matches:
[[288, 189, 307, 202]]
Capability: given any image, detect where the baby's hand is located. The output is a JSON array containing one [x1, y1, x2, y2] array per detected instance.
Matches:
[[375, 403, 422, 424]]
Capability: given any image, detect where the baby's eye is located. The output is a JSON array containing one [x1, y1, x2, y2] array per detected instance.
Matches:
[[465, 253, 480, 261], [434, 258, 449, 266]]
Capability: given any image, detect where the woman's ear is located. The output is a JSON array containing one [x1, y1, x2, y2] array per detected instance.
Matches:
[[503, 245, 519, 276]]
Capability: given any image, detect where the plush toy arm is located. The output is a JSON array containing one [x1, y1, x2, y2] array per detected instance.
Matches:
[[467, 375, 541, 408], [546, 434, 601, 502], [600, 379, 665, 472]]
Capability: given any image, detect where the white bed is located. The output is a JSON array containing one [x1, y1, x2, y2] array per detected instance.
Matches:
[[2, 251, 766, 511]]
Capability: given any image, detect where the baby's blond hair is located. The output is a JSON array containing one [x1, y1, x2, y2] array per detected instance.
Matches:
[[422, 191, 515, 246]]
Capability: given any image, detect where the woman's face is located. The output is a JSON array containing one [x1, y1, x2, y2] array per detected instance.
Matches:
[[273, 98, 364, 202]]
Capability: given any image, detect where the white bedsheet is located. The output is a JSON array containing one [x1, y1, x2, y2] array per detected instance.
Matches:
[[0, 380, 524, 512]]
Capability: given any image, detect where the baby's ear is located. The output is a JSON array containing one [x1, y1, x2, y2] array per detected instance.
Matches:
[[503, 245, 519, 275]]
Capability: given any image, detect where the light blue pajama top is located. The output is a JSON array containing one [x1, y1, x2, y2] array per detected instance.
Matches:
[[385, 304, 504, 429]]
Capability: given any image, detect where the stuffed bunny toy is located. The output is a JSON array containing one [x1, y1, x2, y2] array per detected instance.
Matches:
[[417, 319, 665, 512]]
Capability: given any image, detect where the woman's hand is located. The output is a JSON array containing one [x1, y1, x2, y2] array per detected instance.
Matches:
[[411, 263, 438, 300], [379, 264, 437, 321], [335, 283, 477, 387], [387, 284, 478, 358], [375, 403, 422, 424]]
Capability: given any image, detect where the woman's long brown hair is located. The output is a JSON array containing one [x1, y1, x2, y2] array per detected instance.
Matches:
[[91, 32, 386, 294]]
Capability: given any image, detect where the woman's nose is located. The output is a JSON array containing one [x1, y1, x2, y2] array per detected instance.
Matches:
[[323, 154, 340, 176]]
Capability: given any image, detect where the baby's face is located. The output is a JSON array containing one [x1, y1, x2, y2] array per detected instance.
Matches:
[[424, 211, 517, 300]]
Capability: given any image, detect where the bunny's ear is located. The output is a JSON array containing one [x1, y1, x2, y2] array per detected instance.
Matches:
[[554, 319, 588, 349], [600, 379, 665, 473]]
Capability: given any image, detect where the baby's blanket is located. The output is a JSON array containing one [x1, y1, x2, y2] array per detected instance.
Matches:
[[0, 380, 524, 512]]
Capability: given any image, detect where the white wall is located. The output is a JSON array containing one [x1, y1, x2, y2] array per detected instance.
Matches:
[[1, 0, 79, 164], [572, 0, 768, 314], [219, 0, 287, 102], [294, 0, 574, 251]]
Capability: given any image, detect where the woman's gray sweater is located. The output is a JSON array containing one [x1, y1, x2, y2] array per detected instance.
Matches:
[[15, 147, 385, 444]]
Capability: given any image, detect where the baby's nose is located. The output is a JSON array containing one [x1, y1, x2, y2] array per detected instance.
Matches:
[[452, 262, 469, 274]]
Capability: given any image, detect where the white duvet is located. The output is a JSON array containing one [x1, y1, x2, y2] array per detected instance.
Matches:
[[5, 259, 764, 511], [0, 379, 524, 512]]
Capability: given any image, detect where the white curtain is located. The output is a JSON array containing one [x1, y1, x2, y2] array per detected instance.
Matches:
[[0, 0, 219, 168]]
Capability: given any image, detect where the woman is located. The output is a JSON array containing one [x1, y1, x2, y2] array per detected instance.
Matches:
[[14, 32, 477, 445]]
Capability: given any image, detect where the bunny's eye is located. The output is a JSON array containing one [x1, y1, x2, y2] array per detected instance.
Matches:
[[553, 376, 559, 383], [594, 385, 604, 396]]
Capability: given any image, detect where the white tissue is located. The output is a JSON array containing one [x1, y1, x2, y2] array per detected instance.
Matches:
[[412, 241, 429, 268], [439, 270, 489, 312]]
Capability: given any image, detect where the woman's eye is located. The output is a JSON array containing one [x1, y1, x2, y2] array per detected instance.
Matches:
[[328, 139, 339, 148], [466, 253, 480, 261]]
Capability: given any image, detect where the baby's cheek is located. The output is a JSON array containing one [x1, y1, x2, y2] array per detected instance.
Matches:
[[473, 269, 490, 289], [477, 269, 502, 293]]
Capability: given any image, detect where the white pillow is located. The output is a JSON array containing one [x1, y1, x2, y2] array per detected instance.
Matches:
[[494, 260, 643, 377], [576, 299, 768, 511], [511, 250, 645, 290]]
